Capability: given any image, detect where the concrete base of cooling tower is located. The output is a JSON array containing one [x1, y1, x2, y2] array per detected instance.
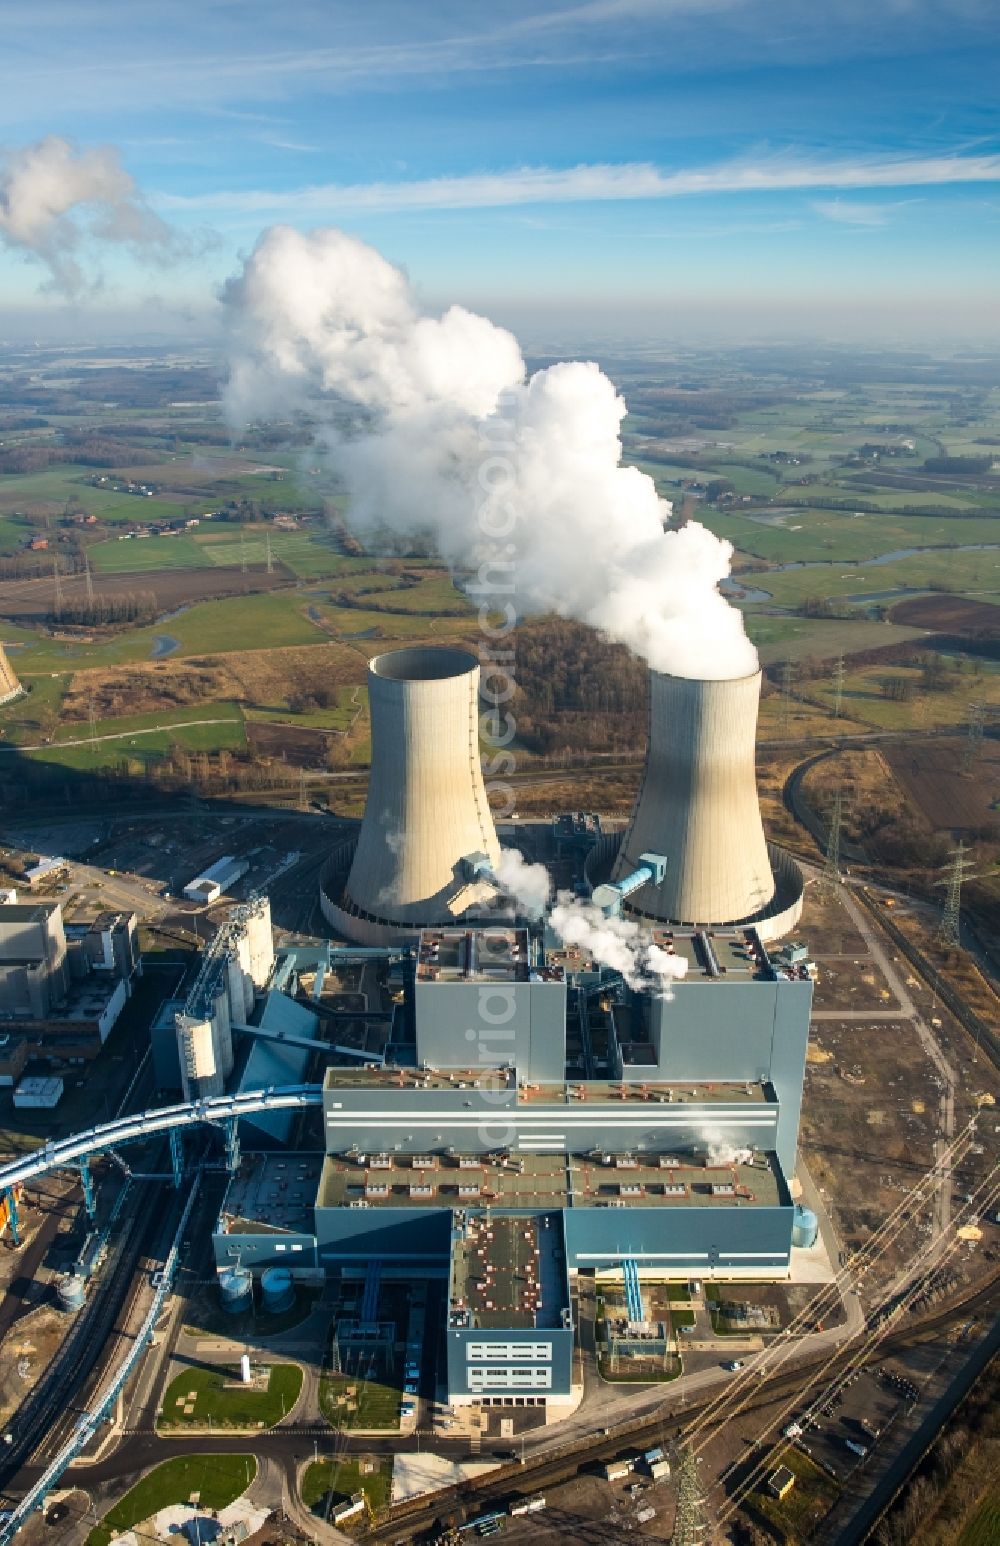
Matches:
[[584, 832, 804, 944], [318, 850, 500, 946]]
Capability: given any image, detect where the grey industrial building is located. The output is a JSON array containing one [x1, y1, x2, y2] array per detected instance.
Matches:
[[205, 646, 816, 1415]]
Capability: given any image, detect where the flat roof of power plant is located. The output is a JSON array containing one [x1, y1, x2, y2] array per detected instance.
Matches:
[[449, 1212, 568, 1330], [218, 1151, 323, 1236], [323, 1065, 770, 1105], [417, 927, 535, 983], [324, 1065, 517, 1092], [546, 926, 774, 983], [316, 1150, 786, 1212]]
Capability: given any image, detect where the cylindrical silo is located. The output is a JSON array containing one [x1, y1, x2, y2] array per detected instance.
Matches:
[[612, 669, 801, 935], [325, 647, 501, 943], [260, 1266, 295, 1313], [56, 1274, 86, 1312], [218, 1265, 253, 1314], [791, 1204, 819, 1249]]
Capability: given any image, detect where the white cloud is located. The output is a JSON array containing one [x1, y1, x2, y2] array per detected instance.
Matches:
[[812, 198, 891, 225], [159, 151, 1000, 216]]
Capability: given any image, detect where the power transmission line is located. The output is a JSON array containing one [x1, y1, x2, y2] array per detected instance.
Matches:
[[780, 660, 793, 737], [824, 786, 843, 885], [84, 552, 94, 605], [52, 557, 63, 620]]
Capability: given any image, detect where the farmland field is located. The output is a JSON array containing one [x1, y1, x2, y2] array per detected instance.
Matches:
[[883, 738, 1000, 831]]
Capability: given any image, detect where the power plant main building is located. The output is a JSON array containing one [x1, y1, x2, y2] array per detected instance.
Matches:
[[186, 646, 815, 1420]]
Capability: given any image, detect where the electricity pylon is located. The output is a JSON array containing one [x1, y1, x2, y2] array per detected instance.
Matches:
[[962, 702, 986, 775], [937, 841, 976, 950], [831, 654, 845, 720], [671, 1443, 709, 1545]]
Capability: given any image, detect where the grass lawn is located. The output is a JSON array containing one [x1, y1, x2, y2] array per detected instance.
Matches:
[[0, 465, 195, 522], [698, 507, 1000, 565], [671, 1309, 697, 1327], [320, 1370, 402, 1431], [958, 1488, 1000, 1546], [88, 535, 210, 572], [86, 1455, 256, 1546], [746, 1449, 840, 1540], [158, 1362, 303, 1429], [807, 660, 999, 732], [0, 590, 326, 679], [664, 1284, 692, 1301], [759, 547, 1000, 608], [302, 1457, 392, 1521], [744, 613, 928, 666]]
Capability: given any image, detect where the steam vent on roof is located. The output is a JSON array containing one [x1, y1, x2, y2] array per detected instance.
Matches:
[[320, 646, 501, 945], [593, 669, 803, 942]]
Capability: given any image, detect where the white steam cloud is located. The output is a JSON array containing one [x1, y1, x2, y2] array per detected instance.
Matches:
[[495, 849, 553, 920], [222, 225, 757, 679], [0, 136, 179, 293], [488, 850, 684, 992], [549, 891, 688, 995]]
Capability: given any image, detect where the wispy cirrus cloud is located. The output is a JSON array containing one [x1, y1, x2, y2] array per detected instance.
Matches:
[[812, 197, 918, 225], [156, 150, 1000, 216]]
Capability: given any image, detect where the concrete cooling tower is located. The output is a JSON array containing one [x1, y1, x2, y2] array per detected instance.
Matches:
[[321, 646, 502, 944], [608, 669, 803, 942], [0, 645, 22, 706]]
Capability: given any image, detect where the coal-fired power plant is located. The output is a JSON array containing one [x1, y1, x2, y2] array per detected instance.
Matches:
[[608, 668, 803, 941], [321, 646, 502, 944]]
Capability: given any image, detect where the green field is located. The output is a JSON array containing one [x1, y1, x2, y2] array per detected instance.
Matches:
[[302, 1457, 391, 1520], [88, 534, 210, 572], [320, 1369, 402, 1430], [86, 1455, 256, 1546], [748, 1449, 840, 1539], [757, 547, 1000, 609], [698, 507, 1000, 565], [158, 1362, 303, 1429], [0, 465, 195, 522], [957, 1489, 1000, 1546]]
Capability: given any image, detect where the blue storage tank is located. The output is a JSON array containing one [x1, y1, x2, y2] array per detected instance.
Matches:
[[218, 1265, 253, 1315], [260, 1266, 295, 1313], [791, 1204, 819, 1249], [56, 1274, 86, 1312]]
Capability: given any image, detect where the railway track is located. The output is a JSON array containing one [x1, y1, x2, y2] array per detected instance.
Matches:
[[0, 1175, 171, 1499], [365, 1274, 1000, 1543]]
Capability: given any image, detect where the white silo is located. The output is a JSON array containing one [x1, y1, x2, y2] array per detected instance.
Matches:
[[322, 647, 501, 943], [611, 669, 803, 940]]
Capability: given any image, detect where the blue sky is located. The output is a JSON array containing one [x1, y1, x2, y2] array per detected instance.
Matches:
[[2, 0, 999, 341]]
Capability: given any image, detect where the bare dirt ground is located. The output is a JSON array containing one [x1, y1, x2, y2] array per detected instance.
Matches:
[[65, 642, 369, 721], [884, 737, 1000, 833], [504, 1471, 675, 1543], [890, 594, 1000, 634], [0, 564, 291, 623]]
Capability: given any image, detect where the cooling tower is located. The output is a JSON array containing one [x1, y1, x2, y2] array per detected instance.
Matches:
[[323, 646, 501, 944], [0, 644, 22, 706], [611, 669, 803, 939]]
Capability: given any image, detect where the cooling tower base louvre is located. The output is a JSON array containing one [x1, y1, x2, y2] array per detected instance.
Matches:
[[588, 833, 804, 944]]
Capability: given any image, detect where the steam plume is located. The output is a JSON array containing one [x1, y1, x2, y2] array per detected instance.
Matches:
[[549, 891, 688, 995], [0, 137, 178, 293], [223, 225, 757, 679], [495, 849, 553, 920]]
